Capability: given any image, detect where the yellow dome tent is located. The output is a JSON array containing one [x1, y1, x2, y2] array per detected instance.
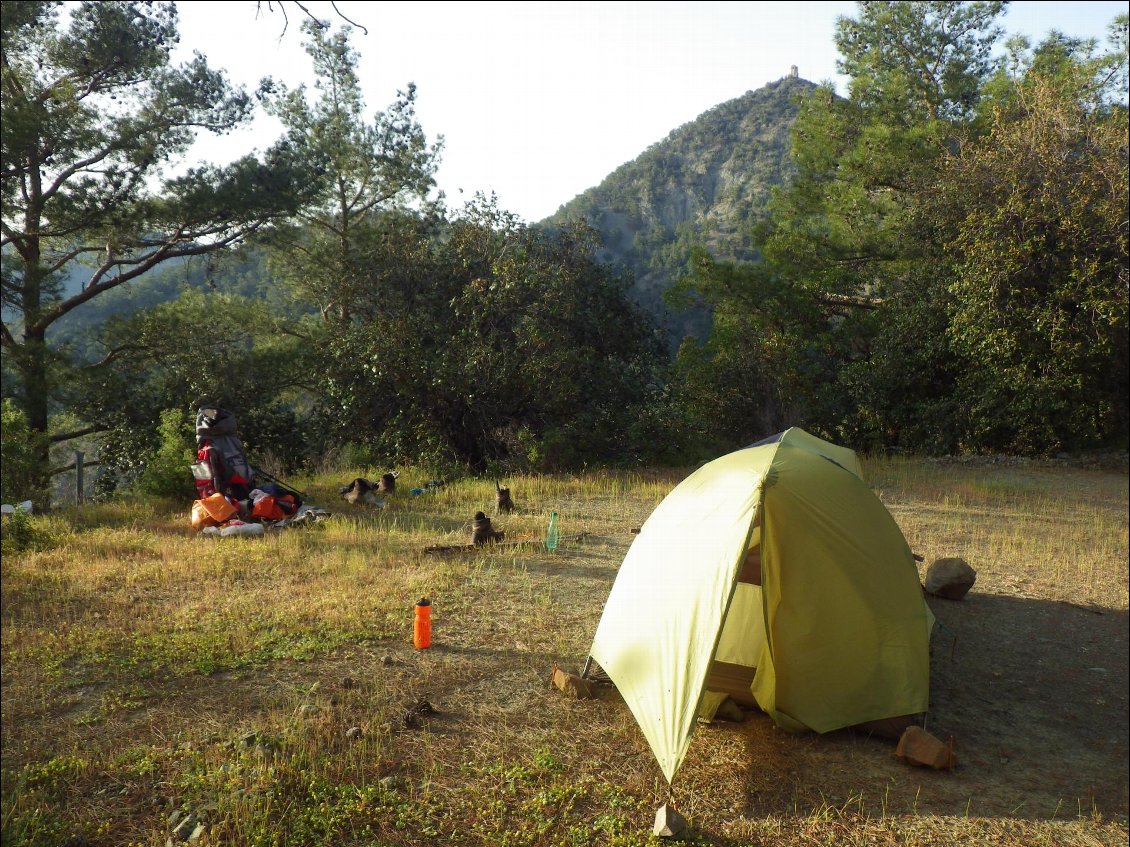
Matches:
[[588, 428, 934, 783]]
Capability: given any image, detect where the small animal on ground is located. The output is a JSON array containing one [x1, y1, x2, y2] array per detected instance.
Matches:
[[339, 478, 378, 505], [495, 480, 514, 514], [378, 471, 400, 494], [472, 511, 504, 545]]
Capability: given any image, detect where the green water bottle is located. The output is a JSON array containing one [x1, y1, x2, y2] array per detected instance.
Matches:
[[545, 511, 559, 552]]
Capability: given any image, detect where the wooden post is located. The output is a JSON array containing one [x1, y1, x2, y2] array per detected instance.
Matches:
[[75, 451, 84, 505]]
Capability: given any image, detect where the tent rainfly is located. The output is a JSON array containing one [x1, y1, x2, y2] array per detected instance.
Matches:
[[587, 428, 934, 783]]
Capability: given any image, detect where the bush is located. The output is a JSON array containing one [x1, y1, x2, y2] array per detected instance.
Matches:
[[133, 409, 196, 499], [1, 508, 45, 555], [1, 398, 48, 506]]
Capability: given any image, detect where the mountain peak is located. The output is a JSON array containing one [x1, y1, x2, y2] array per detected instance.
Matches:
[[540, 76, 815, 346]]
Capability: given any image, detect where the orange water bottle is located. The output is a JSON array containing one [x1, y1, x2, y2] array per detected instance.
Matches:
[[413, 598, 432, 649]]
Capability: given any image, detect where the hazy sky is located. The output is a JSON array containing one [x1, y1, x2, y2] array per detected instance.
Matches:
[[170, 1, 1127, 223]]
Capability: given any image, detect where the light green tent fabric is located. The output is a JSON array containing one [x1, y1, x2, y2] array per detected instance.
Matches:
[[588, 428, 932, 783]]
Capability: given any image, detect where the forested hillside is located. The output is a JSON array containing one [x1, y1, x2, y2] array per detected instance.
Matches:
[[543, 75, 814, 345], [23, 75, 813, 355], [2, 1, 1126, 511]]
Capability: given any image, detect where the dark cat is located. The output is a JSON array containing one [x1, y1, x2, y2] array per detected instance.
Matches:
[[495, 480, 515, 514], [471, 511, 504, 545]]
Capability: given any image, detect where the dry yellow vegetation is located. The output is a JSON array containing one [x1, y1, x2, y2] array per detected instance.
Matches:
[[1, 458, 1126, 846]]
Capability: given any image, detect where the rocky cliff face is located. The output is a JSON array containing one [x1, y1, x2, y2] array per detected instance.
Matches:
[[540, 75, 816, 348]]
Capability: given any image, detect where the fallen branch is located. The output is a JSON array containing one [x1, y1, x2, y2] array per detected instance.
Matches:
[[423, 532, 589, 555]]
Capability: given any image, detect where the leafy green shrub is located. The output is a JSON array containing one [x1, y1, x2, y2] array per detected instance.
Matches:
[[1, 508, 39, 555], [336, 441, 380, 471], [1, 398, 48, 506], [133, 409, 195, 499]]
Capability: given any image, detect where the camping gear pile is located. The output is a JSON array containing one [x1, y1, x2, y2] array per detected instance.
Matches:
[[189, 405, 327, 535], [584, 428, 936, 784]]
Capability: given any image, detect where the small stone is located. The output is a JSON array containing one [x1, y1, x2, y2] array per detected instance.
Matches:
[[346, 726, 362, 740], [171, 812, 197, 840], [924, 557, 977, 600], [895, 726, 956, 770], [714, 698, 747, 722], [653, 803, 688, 837], [551, 664, 595, 699]]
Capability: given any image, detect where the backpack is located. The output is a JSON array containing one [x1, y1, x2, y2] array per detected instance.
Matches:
[[191, 406, 254, 500]]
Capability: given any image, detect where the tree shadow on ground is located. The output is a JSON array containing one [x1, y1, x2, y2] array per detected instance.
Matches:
[[691, 591, 1130, 823]]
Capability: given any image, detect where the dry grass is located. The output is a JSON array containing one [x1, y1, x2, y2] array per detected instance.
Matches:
[[1, 459, 1126, 846]]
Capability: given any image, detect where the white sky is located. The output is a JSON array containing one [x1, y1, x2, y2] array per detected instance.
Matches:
[[170, 0, 1128, 223]]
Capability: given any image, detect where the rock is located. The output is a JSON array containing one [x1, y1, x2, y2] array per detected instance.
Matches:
[[346, 726, 362, 740], [895, 725, 956, 770], [714, 697, 747, 722], [653, 803, 688, 837], [550, 664, 596, 699], [171, 812, 197, 841], [924, 557, 977, 600]]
